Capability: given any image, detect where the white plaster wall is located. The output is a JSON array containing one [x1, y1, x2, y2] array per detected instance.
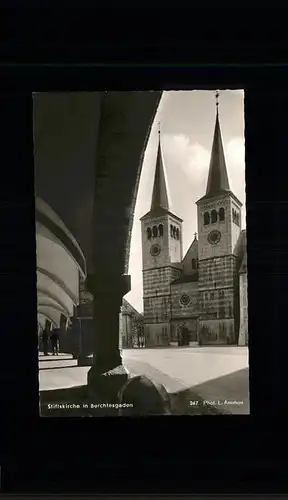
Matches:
[[38, 306, 61, 327], [38, 313, 47, 328], [36, 234, 79, 300], [37, 294, 65, 312], [36, 272, 75, 317]]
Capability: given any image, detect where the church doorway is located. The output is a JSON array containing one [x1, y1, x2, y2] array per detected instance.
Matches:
[[178, 326, 190, 347]]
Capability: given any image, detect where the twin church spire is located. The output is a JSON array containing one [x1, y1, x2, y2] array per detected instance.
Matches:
[[146, 91, 232, 218], [150, 122, 170, 213], [205, 90, 230, 198]]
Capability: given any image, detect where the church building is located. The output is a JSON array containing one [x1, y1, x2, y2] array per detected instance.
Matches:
[[140, 94, 248, 347]]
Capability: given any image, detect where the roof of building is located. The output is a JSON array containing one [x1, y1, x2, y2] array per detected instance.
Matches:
[[150, 133, 170, 212], [122, 298, 143, 319], [140, 207, 183, 223], [205, 109, 230, 195], [182, 234, 198, 262], [196, 102, 242, 205], [239, 250, 247, 274], [235, 228, 246, 257], [171, 271, 199, 284], [140, 132, 182, 222]]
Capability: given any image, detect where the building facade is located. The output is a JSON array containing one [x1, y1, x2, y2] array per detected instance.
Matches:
[[119, 299, 144, 348], [141, 100, 248, 347]]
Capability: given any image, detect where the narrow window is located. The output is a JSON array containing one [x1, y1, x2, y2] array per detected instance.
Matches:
[[158, 224, 164, 237], [219, 207, 225, 222], [147, 227, 152, 240], [172, 226, 176, 239], [211, 209, 218, 223], [170, 224, 174, 237], [152, 225, 158, 238], [176, 228, 180, 240], [204, 212, 210, 226], [192, 258, 197, 270]]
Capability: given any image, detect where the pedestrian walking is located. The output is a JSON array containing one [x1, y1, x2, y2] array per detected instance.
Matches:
[[50, 328, 60, 355]]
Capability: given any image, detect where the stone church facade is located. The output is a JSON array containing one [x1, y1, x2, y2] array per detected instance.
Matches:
[[141, 101, 248, 347]]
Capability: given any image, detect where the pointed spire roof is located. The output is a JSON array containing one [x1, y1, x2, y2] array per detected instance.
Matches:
[[197, 91, 236, 206], [150, 125, 170, 212], [205, 91, 230, 197], [140, 124, 183, 222]]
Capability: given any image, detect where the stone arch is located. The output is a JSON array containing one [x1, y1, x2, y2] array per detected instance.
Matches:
[[35, 91, 163, 384], [122, 93, 163, 273]]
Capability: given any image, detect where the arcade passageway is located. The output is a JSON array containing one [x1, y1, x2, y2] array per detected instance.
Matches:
[[34, 91, 162, 406]]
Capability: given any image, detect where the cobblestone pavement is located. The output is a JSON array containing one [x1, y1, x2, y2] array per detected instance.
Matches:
[[38, 347, 249, 414]]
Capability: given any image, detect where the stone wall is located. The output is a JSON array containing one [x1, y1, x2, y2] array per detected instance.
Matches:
[[199, 318, 235, 344], [144, 322, 170, 346], [143, 266, 181, 325], [197, 195, 242, 261], [171, 281, 199, 319], [170, 318, 198, 343], [198, 255, 239, 344]]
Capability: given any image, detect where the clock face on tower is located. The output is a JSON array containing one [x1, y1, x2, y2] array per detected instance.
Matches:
[[150, 244, 161, 256], [207, 230, 221, 245]]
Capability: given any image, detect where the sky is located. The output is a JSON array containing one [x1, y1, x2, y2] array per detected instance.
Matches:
[[124, 90, 245, 313]]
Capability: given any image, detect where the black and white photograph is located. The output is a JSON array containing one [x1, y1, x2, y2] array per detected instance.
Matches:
[[35, 90, 249, 417]]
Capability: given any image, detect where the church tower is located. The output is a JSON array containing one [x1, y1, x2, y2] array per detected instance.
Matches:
[[140, 126, 183, 346], [196, 92, 242, 344]]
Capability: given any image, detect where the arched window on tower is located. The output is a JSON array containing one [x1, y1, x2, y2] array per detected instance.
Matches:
[[192, 258, 197, 270], [204, 212, 210, 226], [176, 228, 180, 240], [172, 226, 176, 239], [170, 224, 174, 237], [219, 207, 225, 222], [232, 209, 236, 223], [152, 225, 158, 238], [147, 227, 152, 240], [211, 209, 218, 223], [158, 224, 164, 237]]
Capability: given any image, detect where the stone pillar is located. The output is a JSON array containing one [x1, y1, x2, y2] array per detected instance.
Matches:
[[67, 317, 81, 359], [87, 273, 131, 404], [59, 313, 67, 353], [76, 276, 94, 366], [85, 92, 161, 411], [77, 318, 94, 366]]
